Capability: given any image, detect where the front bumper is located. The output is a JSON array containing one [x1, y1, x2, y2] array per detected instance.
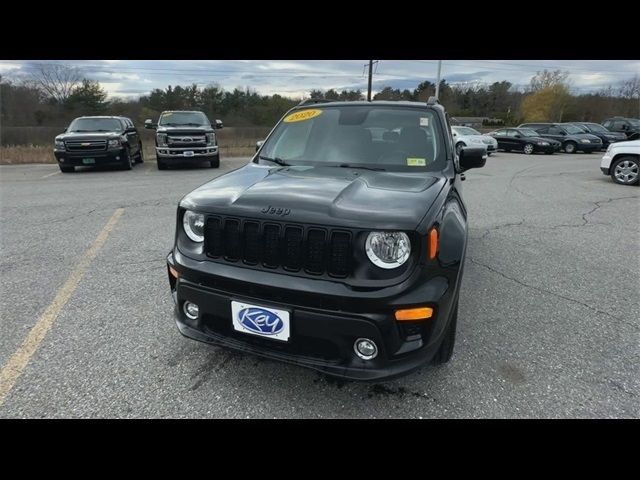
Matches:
[[577, 144, 602, 153], [600, 153, 613, 175], [534, 144, 559, 153], [54, 147, 126, 166], [156, 145, 218, 161], [167, 249, 459, 381]]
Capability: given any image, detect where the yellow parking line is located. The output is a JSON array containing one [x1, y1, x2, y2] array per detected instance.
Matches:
[[41, 171, 60, 179], [0, 208, 125, 407]]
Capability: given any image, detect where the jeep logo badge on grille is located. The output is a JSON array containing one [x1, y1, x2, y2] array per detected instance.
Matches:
[[261, 205, 291, 216]]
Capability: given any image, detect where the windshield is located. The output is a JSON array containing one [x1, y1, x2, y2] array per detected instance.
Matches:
[[628, 119, 640, 127], [519, 129, 539, 137], [584, 123, 607, 133], [257, 106, 446, 172], [453, 126, 481, 136], [563, 125, 585, 134], [159, 111, 209, 126], [68, 118, 123, 132]]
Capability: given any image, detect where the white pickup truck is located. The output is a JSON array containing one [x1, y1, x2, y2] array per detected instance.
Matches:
[[600, 140, 640, 186]]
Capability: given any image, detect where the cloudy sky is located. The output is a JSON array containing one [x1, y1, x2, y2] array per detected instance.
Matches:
[[0, 60, 637, 99]]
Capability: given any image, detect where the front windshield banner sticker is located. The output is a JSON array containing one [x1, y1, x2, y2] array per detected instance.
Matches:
[[283, 109, 323, 123], [407, 158, 427, 166], [420, 117, 429, 126]]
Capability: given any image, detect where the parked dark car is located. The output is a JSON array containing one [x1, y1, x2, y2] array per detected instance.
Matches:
[[166, 98, 487, 381], [565, 122, 626, 149], [518, 123, 602, 153], [145, 111, 223, 170], [487, 127, 561, 154], [54, 116, 143, 173], [602, 117, 640, 140]]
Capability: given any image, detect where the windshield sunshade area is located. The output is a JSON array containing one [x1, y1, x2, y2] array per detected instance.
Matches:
[[159, 111, 209, 126], [68, 118, 123, 132], [257, 106, 446, 172]]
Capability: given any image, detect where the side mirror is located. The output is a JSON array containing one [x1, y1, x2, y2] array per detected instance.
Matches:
[[458, 147, 486, 172], [256, 140, 264, 152], [215, 119, 224, 129], [144, 119, 156, 130]]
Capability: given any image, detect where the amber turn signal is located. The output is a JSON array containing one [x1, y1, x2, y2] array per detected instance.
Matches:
[[169, 265, 179, 279], [395, 307, 434, 321], [428, 227, 439, 260]]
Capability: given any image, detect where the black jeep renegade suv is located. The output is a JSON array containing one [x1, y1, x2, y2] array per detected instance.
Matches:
[[166, 98, 486, 380]]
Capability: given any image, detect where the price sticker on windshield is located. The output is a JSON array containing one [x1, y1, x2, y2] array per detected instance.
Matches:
[[407, 157, 427, 166], [283, 109, 323, 123]]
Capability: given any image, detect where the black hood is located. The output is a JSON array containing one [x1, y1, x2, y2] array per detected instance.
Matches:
[[56, 131, 122, 141], [180, 163, 447, 231]]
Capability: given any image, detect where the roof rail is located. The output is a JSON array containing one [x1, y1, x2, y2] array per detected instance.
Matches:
[[298, 98, 334, 107], [427, 96, 440, 106]]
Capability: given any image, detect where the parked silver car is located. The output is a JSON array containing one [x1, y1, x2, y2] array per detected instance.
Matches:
[[451, 126, 498, 156]]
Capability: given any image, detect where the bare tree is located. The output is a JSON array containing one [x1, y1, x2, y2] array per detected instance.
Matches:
[[529, 70, 570, 92], [618, 75, 640, 99], [31, 63, 81, 104]]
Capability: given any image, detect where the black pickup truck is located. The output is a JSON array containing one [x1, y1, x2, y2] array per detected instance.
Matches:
[[166, 98, 487, 380], [145, 111, 223, 170], [54, 116, 143, 172]]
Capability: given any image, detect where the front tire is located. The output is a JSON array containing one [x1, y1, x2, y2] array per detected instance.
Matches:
[[432, 297, 458, 365], [59, 165, 75, 173], [523, 143, 534, 155], [136, 145, 144, 163], [611, 156, 639, 186], [564, 141, 577, 154], [157, 158, 168, 170], [209, 153, 220, 168]]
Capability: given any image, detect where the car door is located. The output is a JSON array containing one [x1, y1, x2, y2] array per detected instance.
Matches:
[[545, 126, 565, 143], [124, 118, 140, 155], [492, 129, 508, 150], [503, 129, 521, 150]]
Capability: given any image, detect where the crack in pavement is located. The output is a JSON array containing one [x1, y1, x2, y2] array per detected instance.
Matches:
[[480, 219, 526, 240], [550, 195, 640, 229], [468, 257, 639, 331]]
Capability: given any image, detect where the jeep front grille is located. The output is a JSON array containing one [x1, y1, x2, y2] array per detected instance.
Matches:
[[204, 216, 352, 278]]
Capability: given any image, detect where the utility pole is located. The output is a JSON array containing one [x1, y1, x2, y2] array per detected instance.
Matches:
[[435, 60, 442, 99], [366, 60, 378, 101]]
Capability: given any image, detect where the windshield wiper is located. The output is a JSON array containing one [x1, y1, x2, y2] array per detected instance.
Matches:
[[337, 164, 385, 172], [259, 155, 290, 167]]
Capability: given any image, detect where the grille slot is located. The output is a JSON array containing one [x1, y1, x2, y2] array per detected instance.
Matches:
[[203, 217, 351, 277]]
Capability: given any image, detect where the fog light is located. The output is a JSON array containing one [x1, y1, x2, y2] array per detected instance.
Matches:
[[354, 338, 378, 360], [183, 301, 199, 320]]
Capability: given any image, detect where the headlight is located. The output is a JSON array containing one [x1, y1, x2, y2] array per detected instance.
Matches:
[[538, 141, 549, 146], [157, 133, 168, 147], [107, 139, 121, 148], [205, 132, 215, 145], [365, 232, 411, 269], [183, 210, 205, 243], [580, 139, 590, 143], [55, 139, 65, 150]]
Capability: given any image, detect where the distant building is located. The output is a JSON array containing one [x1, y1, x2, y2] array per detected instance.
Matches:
[[450, 117, 504, 128]]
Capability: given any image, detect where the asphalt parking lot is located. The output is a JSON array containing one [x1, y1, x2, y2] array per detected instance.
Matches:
[[0, 152, 638, 418]]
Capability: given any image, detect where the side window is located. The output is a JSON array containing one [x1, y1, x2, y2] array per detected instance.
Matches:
[[603, 120, 612, 128], [548, 127, 562, 135], [505, 130, 517, 137], [494, 129, 506, 136], [537, 127, 549, 134], [613, 120, 626, 129]]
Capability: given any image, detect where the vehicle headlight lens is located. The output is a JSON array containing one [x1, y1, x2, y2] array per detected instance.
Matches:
[[183, 211, 205, 243], [108, 139, 121, 148], [157, 133, 168, 147], [365, 232, 411, 269], [580, 139, 590, 143], [205, 132, 215, 145], [55, 139, 65, 150]]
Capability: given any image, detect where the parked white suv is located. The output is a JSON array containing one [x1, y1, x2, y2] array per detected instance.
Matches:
[[600, 140, 640, 186], [451, 126, 498, 156]]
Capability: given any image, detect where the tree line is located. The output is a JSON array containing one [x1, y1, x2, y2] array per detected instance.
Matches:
[[1, 64, 638, 129]]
